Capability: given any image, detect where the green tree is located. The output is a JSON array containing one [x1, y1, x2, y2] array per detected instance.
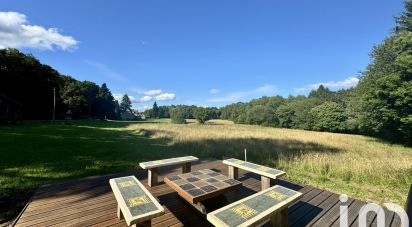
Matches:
[[395, 0, 412, 32], [356, 1, 412, 144], [245, 105, 276, 126], [120, 94, 132, 113], [194, 107, 214, 124], [61, 81, 87, 117], [96, 83, 116, 119], [310, 102, 348, 132], [275, 96, 318, 129], [170, 107, 186, 124], [82, 81, 99, 117], [151, 102, 159, 118], [309, 85, 342, 104]]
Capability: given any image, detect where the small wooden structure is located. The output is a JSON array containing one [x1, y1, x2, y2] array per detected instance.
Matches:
[[207, 185, 302, 227], [140, 156, 198, 187], [223, 158, 285, 190], [109, 176, 164, 226]]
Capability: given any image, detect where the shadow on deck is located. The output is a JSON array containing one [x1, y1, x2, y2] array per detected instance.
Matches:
[[14, 159, 401, 227]]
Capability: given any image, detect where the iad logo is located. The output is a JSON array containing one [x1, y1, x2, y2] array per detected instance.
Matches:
[[339, 194, 410, 227]]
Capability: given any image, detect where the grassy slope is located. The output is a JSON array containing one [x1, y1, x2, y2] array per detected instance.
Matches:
[[0, 119, 411, 222]]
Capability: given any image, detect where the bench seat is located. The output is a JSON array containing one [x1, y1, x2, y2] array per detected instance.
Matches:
[[139, 156, 199, 187], [223, 158, 285, 190], [109, 176, 164, 226], [207, 185, 302, 227]]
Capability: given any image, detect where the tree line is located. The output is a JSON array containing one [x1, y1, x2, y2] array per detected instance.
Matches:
[[0, 48, 122, 120], [144, 103, 220, 124]]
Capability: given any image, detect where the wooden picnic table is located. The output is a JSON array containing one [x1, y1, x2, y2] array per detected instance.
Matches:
[[164, 169, 242, 214]]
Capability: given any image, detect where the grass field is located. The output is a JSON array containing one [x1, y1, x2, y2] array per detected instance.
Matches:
[[1, 119, 411, 223]]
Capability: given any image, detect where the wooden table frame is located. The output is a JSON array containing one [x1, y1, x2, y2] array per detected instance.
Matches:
[[140, 156, 198, 187]]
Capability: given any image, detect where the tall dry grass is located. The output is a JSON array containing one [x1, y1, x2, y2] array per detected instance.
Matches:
[[129, 120, 412, 205]]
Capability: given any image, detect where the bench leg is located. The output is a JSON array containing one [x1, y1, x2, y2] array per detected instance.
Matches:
[[182, 163, 191, 173], [148, 168, 158, 187], [117, 204, 124, 219], [261, 176, 272, 190], [270, 208, 288, 227], [228, 166, 239, 179]]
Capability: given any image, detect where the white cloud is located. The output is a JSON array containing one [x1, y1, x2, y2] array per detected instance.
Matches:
[[144, 89, 162, 96], [295, 76, 359, 94], [207, 84, 277, 103], [209, 88, 220, 94], [113, 93, 123, 102], [113, 93, 136, 102], [138, 105, 151, 112], [140, 95, 153, 102], [155, 93, 176, 101], [84, 60, 127, 82], [309, 77, 359, 89], [0, 11, 78, 51], [132, 88, 176, 102]]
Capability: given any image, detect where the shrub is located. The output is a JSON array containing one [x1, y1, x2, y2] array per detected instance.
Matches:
[[194, 107, 210, 124], [170, 107, 186, 124], [310, 102, 348, 132]]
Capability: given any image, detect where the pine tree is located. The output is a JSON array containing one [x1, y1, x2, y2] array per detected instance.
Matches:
[[152, 102, 159, 118], [96, 83, 115, 119], [120, 94, 132, 113]]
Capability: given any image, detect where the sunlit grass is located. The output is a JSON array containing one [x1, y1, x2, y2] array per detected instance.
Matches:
[[128, 121, 412, 205]]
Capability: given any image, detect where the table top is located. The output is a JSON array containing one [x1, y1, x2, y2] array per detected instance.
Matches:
[[207, 185, 302, 227], [109, 176, 164, 226], [164, 169, 242, 204], [223, 158, 285, 179], [140, 156, 198, 169]]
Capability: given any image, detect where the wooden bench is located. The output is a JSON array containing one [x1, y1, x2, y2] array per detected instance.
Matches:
[[223, 158, 285, 190], [109, 176, 164, 226], [139, 156, 199, 187], [207, 185, 302, 227]]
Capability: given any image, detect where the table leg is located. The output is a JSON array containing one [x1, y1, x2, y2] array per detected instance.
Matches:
[[148, 168, 158, 187], [261, 176, 272, 190], [117, 204, 123, 219], [228, 166, 238, 179], [270, 209, 288, 227], [195, 202, 207, 214], [182, 162, 191, 173]]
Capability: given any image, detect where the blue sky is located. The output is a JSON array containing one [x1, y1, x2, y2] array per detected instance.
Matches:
[[0, 0, 404, 110]]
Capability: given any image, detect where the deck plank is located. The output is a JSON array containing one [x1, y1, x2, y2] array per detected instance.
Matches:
[[14, 159, 396, 226]]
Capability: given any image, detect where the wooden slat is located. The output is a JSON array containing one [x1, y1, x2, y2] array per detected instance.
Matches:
[[291, 193, 340, 226], [330, 200, 367, 227], [308, 196, 355, 226], [288, 190, 333, 225]]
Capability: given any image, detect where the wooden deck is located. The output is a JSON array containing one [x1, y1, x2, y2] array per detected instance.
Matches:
[[14, 159, 401, 227]]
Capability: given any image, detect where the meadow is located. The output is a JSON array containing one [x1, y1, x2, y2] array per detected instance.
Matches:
[[0, 119, 411, 223]]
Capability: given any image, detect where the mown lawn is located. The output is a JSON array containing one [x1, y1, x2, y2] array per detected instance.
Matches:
[[1, 119, 411, 223]]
